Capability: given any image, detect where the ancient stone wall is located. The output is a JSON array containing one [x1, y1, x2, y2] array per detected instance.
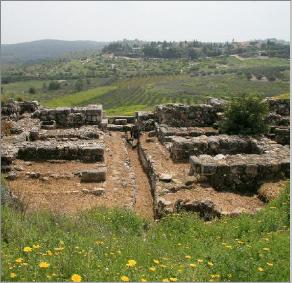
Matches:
[[17, 140, 104, 162], [32, 105, 103, 127], [169, 135, 262, 162], [1, 100, 39, 120], [266, 98, 290, 116], [190, 139, 289, 191], [154, 103, 220, 127], [156, 123, 219, 143]]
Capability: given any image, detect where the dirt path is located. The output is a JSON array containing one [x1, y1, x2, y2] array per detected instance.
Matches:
[[126, 143, 154, 220]]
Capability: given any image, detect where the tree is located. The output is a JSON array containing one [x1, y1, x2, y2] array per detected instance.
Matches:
[[220, 94, 269, 135], [28, 87, 36, 94], [48, 81, 60, 91], [74, 79, 83, 92]]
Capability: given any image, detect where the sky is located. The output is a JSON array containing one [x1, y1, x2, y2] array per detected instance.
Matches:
[[1, 1, 290, 44]]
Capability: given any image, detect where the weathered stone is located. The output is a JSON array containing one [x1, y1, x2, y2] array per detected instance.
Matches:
[[6, 171, 18, 180], [189, 140, 290, 192], [80, 167, 106, 182], [155, 103, 219, 127], [159, 173, 172, 182], [169, 135, 261, 162], [175, 199, 220, 220], [17, 140, 104, 162], [157, 124, 218, 143], [114, 119, 127, 125]]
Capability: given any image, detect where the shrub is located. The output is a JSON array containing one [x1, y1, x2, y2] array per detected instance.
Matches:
[[220, 94, 269, 135], [28, 87, 36, 94]]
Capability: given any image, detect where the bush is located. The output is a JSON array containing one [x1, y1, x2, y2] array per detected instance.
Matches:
[[28, 87, 36, 94], [220, 94, 269, 135], [48, 81, 61, 91]]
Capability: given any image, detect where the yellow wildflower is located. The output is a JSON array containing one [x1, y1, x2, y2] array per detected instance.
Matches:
[[185, 255, 191, 259], [47, 250, 53, 256], [258, 267, 264, 272], [161, 264, 167, 268], [15, 258, 24, 264], [237, 240, 244, 244], [267, 262, 273, 267], [54, 247, 64, 251], [141, 279, 147, 282], [169, 278, 177, 282], [207, 261, 214, 267], [121, 275, 129, 282], [33, 244, 41, 249], [189, 263, 197, 268], [39, 261, 50, 269], [23, 246, 32, 253], [197, 259, 203, 263], [71, 274, 82, 282], [153, 259, 160, 264], [211, 274, 220, 279], [149, 267, 156, 272], [162, 279, 169, 282], [126, 259, 137, 268], [10, 273, 17, 278], [263, 248, 270, 251]]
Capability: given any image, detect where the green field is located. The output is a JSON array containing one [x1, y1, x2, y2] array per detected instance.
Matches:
[[1, 56, 290, 115], [1, 186, 289, 282], [40, 73, 289, 114]]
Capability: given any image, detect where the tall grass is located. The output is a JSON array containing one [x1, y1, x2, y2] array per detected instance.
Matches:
[[1, 186, 289, 282]]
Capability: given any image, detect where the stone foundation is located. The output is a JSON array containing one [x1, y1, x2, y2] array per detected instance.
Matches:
[[17, 140, 104, 162], [169, 135, 262, 162], [32, 105, 103, 127], [154, 103, 220, 127], [30, 126, 103, 141], [156, 123, 219, 143], [190, 140, 289, 191]]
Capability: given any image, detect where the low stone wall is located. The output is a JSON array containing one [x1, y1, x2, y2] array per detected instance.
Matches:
[[156, 123, 219, 143], [107, 116, 135, 124], [190, 140, 289, 191], [268, 126, 290, 145], [266, 98, 290, 116], [136, 111, 156, 131], [169, 135, 261, 162], [1, 142, 19, 171], [29, 126, 103, 141], [154, 103, 219, 127], [32, 105, 103, 127], [17, 139, 104, 162], [1, 100, 39, 119]]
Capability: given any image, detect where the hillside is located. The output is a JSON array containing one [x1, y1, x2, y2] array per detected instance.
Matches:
[[1, 39, 107, 64]]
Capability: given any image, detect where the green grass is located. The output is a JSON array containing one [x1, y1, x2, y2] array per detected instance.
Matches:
[[273, 93, 290, 100], [44, 85, 117, 108], [1, 186, 290, 282]]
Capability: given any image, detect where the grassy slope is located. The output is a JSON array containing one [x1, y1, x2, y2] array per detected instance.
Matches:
[[1, 186, 289, 282]]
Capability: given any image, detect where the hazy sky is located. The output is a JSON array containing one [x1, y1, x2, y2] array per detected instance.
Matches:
[[1, 1, 290, 44]]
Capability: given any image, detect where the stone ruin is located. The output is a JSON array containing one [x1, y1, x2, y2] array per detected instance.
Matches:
[[1, 97, 290, 220]]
